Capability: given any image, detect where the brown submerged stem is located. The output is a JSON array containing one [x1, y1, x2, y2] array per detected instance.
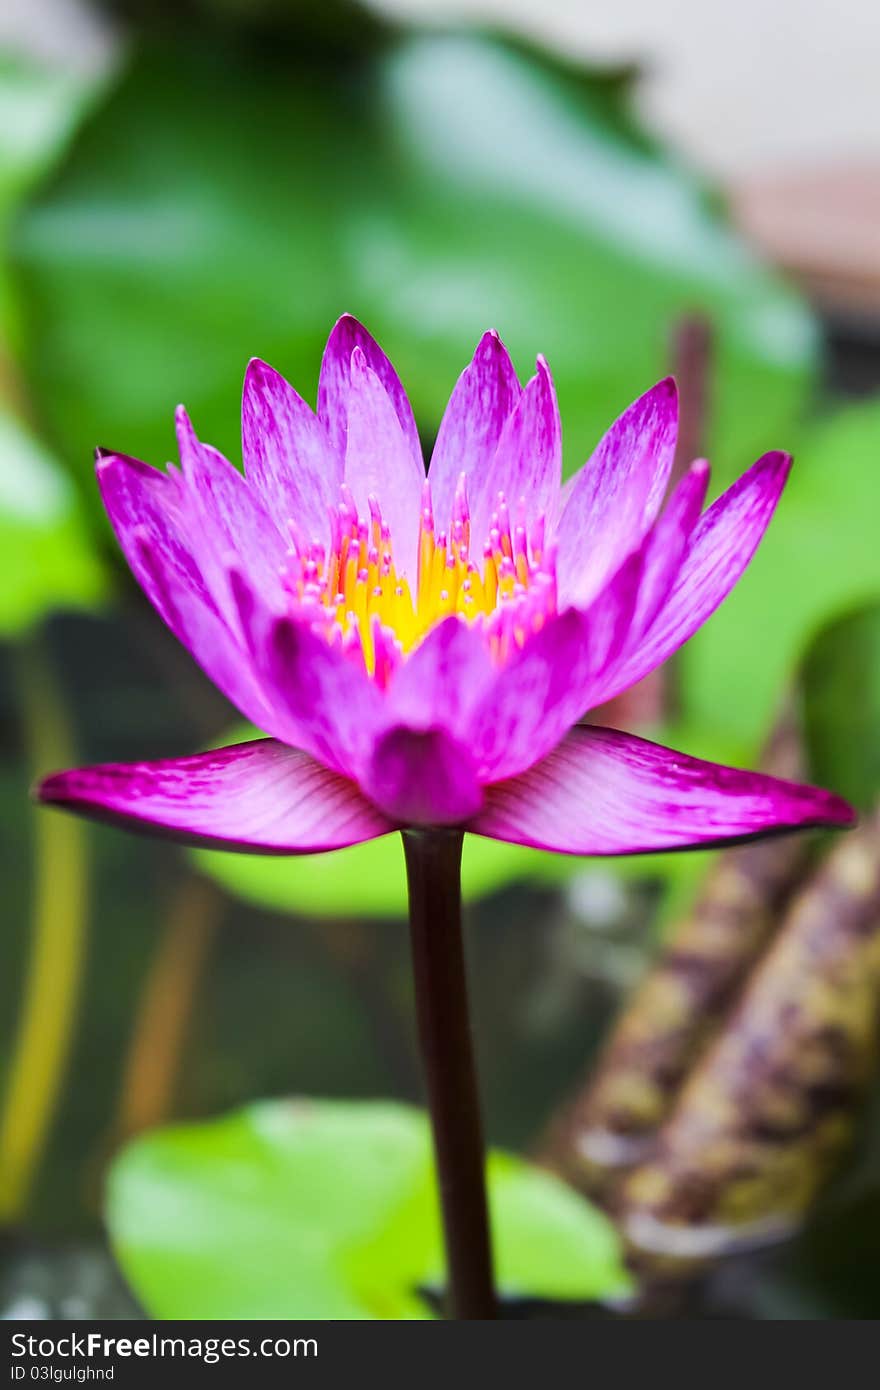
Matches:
[[402, 829, 496, 1320]]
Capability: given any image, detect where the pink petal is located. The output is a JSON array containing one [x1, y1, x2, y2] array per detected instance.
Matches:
[[471, 354, 561, 542], [231, 587, 384, 780], [342, 347, 426, 579], [384, 616, 495, 735], [591, 450, 792, 706], [556, 378, 678, 607], [175, 406, 286, 615], [365, 726, 484, 826], [96, 453, 276, 732], [472, 725, 854, 854], [469, 558, 643, 785], [427, 329, 521, 541], [630, 458, 710, 639], [241, 358, 340, 546], [37, 739, 394, 853], [317, 314, 422, 473]]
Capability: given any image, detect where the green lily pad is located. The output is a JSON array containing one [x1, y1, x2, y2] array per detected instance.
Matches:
[[9, 31, 814, 512], [0, 407, 104, 635], [106, 1098, 630, 1319]]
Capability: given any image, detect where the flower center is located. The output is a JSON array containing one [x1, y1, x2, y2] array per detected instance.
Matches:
[[281, 473, 557, 682]]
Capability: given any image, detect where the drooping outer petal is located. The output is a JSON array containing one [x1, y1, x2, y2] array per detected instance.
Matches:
[[472, 725, 854, 854], [37, 740, 395, 853], [317, 314, 422, 474], [241, 358, 340, 546], [427, 329, 521, 538], [556, 378, 678, 607]]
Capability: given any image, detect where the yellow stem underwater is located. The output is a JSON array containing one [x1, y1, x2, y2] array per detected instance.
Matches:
[[0, 634, 90, 1222]]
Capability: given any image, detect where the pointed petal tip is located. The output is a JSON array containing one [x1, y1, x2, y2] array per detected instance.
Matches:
[[818, 790, 858, 828]]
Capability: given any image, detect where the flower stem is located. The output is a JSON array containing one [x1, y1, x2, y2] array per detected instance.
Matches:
[[401, 828, 496, 1320]]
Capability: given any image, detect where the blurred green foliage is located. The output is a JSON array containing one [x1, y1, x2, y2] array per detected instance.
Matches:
[[0, 408, 103, 635], [0, 60, 104, 634], [106, 1098, 630, 1318], [10, 31, 814, 507], [801, 601, 880, 814]]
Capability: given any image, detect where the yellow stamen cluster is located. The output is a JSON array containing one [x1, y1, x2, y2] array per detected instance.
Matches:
[[282, 476, 556, 682]]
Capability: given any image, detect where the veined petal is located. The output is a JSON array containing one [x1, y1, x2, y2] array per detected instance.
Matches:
[[589, 450, 792, 707], [343, 347, 426, 579], [473, 354, 561, 540], [556, 378, 678, 607], [175, 406, 286, 613], [96, 452, 276, 732], [317, 314, 422, 472], [470, 556, 643, 785], [365, 725, 483, 826], [472, 725, 854, 854], [384, 616, 496, 736], [242, 358, 340, 545], [630, 458, 710, 639], [233, 593, 385, 779], [428, 329, 521, 538], [36, 740, 394, 853]]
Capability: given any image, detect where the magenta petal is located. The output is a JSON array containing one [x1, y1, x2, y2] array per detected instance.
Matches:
[[175, 407, 286, 611], [238, 604, 385, 779], [469, 608, 593, 783], [343, 347, 426, 579], [427, 330, 521, 539], [242, 358, 340, 545], [470, 554, 644, 785], [366, 726, 483, 826], [384, 616, 495, 736], [472, 354, 561, 539], [556, 378, 678, 606], [472, 725, 855, 854], [317, 314, 422, 472], [37, 740, 394, 853], [630, 458, 710, 639], [592, 450, 792, 706], [96, 453, 276, 732]]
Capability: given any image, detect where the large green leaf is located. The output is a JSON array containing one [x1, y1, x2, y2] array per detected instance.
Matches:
[[106, 1099, 630, 1319], [0, 407, 104, 635], [10, 32, 814, 512]]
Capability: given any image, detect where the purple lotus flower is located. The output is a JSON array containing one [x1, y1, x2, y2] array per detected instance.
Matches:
[[37, 316, 852, 852]]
